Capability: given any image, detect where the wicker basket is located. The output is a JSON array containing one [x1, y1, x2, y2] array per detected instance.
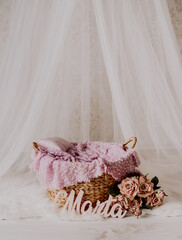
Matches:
[[32, 137, 137, 207]]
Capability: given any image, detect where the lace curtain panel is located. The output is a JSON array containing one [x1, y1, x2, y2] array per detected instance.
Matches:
[[0, 0, 182, 219]]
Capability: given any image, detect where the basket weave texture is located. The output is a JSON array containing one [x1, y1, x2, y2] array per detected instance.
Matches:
[[47, 173, 116, 207]]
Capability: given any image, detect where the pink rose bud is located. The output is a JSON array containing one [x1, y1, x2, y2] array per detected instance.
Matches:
[[156, 190, 166, 199], [133, 207, 142, 217]]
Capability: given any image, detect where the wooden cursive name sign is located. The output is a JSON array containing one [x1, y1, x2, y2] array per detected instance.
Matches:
[[53, 190, 127, 218]]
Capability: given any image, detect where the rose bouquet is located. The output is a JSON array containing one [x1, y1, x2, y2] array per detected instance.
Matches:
[[108, 173, 167, 217]]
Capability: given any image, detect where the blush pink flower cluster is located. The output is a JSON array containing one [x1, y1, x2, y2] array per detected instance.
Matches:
[[146, 190, 166, 207], [112, 193, 143, 216], [109, 174, 167, 217]]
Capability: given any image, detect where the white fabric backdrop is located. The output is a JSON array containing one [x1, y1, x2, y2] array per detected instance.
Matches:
[[0, 0, 182, 219]]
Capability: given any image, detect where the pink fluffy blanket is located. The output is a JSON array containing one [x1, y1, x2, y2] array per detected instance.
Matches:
[[29, 137, 141, 190]]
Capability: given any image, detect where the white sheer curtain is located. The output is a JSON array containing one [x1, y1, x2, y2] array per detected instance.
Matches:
[[93, 0, 182, 150], [0, 0, 77, 176], [0, 0, 182, 219]]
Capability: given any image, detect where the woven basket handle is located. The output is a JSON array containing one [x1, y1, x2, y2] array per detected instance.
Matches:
[[32, 142, 39, 153], [123, 137, 137, 150]]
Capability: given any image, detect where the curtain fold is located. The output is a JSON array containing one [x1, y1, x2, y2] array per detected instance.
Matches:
[[92, 0, 182, 152], [0, 0, 76, 177]]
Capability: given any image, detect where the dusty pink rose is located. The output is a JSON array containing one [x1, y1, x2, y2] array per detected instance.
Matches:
[[111, 195, 122, 207], [133, 207, 142, 217], [128, 198, 143, 213], [137, 176, 154, 198], [111, 194, 129, 210], [123, 197, 130, 210], [118, 177, 139, 200], [116, 194, 125, 202], [146, 192, 163, 207], [118, 194, 130, 210], [137, 197, 143, 207], [156, 190, 166, 199]]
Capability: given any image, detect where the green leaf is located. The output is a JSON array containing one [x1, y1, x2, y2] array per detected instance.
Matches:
[[142, 205, 153, 210], [108, 183, 120, 197], [151, 176, 159, 187], [154, 186, 161, 190], [108, 187, 120, 197]]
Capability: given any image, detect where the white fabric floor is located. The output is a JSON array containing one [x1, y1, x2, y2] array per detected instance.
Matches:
[[1, 215, 182, 240], [1, 162, 182, 240]]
